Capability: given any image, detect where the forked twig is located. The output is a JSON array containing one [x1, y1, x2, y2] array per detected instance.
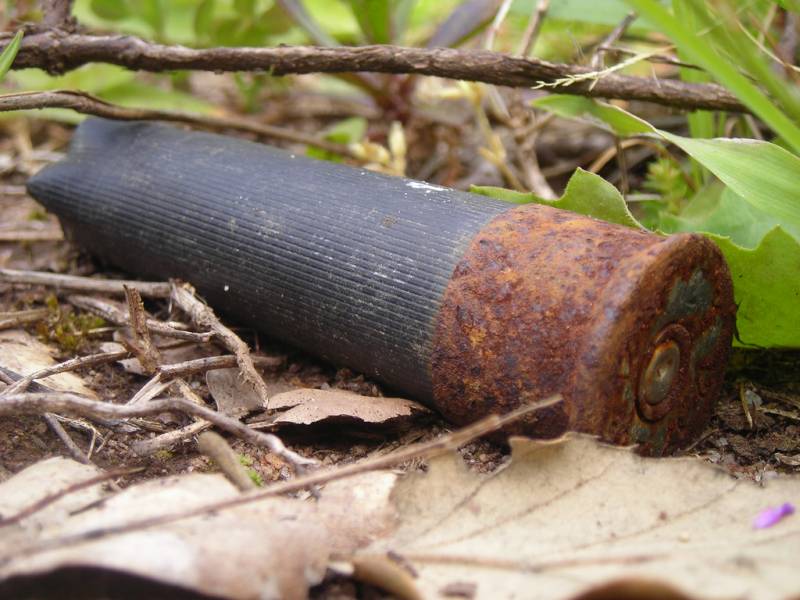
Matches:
[[171, 283, 273, 408]]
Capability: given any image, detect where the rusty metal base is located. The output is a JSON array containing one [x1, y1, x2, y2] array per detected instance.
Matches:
[[431, 204, 734, 456]]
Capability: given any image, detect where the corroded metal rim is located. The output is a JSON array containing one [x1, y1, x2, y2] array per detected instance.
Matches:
[[431, 204, 735, 455]]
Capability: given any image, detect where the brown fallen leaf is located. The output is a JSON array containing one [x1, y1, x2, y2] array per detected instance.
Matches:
[[0, 460, 397, 600], [206, 367, 291, 417], [267, 388, 431, 427], [0, 329, 96, 397], [360, 435, 800, 600]]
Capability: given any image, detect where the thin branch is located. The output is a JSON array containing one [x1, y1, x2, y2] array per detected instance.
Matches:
[[40, 0, 76, 30], [0, 268, 172, 298], [0, 349, 129, 396], [517, 0, 549, 58], [68, 295, 213, 343], [5, 33, 747, 112], [0, 392, 317, 468], [158, 354, 283, 380], [0, 308, 48, 330], [0, 90, 354, 156], [43, 412, 89, 464], [171, 283, 272, 409], [1, 395, 562, 561], [591, 12, 637, 69], [0, 466, 142, 528]]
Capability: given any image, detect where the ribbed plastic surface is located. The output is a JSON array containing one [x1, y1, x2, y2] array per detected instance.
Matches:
[[28, 119, 512, 399]]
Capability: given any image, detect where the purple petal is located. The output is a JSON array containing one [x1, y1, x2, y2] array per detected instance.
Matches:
[[753, 503, 796, 529]]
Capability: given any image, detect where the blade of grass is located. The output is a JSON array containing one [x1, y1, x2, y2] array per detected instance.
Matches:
[[0, 31, 23, 83], [625, 0, 800, 154]]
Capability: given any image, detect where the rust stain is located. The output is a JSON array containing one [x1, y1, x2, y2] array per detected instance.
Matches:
[[430, 204, 735, 455]]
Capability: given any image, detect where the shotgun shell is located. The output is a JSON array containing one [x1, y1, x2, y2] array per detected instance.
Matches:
[[27, 119, 735, 455]]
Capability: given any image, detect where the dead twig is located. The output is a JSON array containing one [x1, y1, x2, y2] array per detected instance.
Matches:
[[0, 349, 129, 396], [0, 392, 316, 468], [131, 379, 211, 456], [43, 412, 89, 464], [0, 308, 48, 330], [0, 229, 63, 242], [171, 283, 272, 408], [5, 33, 747, 112], [40, 0, 76, 30], [158, 354, 283, 380], [1, 395, 562, 561], [68, 295, 213, 343], [517, 0, 549, 58], [0, 90, 355, 156], [122, 285, 161, 374], [0, 268, 171, 298], [0, 466, 143, 529], [591, 12, 637, 70]]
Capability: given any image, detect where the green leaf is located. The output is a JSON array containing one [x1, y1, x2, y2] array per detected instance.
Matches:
[[532, 96, 800, 232], [710, 228, 800, 348], [89, 0, 131, 20], [0, 31, 22, 83], [530, 95, 653, 136], [473, 168, 643, 229], [346, 0, 393, 44], [659, 132, 800, 230], [624, 0, 800, 154]]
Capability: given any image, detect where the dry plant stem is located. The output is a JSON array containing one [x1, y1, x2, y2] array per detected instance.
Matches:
[[484, 0, 514, 51], [41, 0, 76, 30], [0, 349, 129, 396], [0, 395, 562, 561], [43, 412, 89, 464], [517, 0, 549, 58], [0, 308, 48, 330], [0, 90, 354, 156], [123, 285, 160, 374], [0, 466, 143, 529], [0, 392, 316, 468], [591, 12, 637, 69], [68, 295, 213, 343], [197, 431, 257, 492], [0, 268, 171, 298], [127, 374, 170, 406], [6, 34, 747, 113], [158, 354, 283, 379], [171, 283, 272, 408], [0, 230, 63, 242], [131, 379, 210, 456]]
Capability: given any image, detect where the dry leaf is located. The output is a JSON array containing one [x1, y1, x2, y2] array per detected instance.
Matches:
[[0, 329, 96, 397], [268, 388, 430, 427], [205, 367, 286, 416], [361, 435, 800, 600], [0, 460, 397, 600]]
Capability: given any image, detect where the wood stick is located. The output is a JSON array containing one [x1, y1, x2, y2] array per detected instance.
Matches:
[[5, 33, 746, 112], [0, 268, 171, 298]]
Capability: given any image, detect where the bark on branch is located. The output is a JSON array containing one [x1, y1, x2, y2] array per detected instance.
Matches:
[[7, 31, 746, 113]]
